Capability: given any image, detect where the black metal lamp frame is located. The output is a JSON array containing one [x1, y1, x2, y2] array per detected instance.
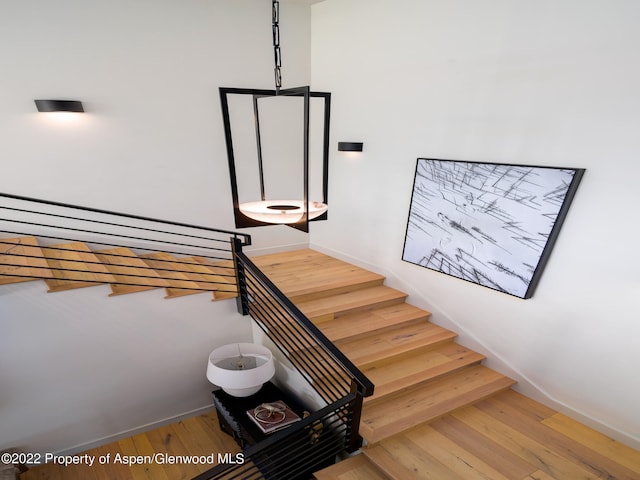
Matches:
[[219, 86, 331, 233]]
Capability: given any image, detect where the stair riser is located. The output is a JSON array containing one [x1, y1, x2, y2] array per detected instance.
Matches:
[[0, 237, 55, 285], [320, 315, 428, 344], [289, 277, 385, 304], [312, 453, 389, 480], [40, 243, 118, 292], [304, 295, 408, 324], [341, 331, 458, 370], [95, 248, 170, 295], [334, 296, 408, 320], [164, 288, 208, 299], [363, 353, 486, 407], [360, 447, 405, 480], [359, 374, 516, 445]]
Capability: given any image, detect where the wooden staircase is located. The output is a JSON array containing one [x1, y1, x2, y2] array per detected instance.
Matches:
[[0, 236, 237, 300], [3, 240, 639, 478], [250, 249, 640, 480]]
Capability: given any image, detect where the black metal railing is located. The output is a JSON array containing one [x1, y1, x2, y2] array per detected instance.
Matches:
[[235, 247, 374, 404], [0, 192, 250, 294], [193, 394, 358, 480], [1, 191, 373, 479], [195, 246, 374, 479]]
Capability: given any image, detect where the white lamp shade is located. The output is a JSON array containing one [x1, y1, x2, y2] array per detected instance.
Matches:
[[206, 343, 275, 397], [239, 200, 328, 224]]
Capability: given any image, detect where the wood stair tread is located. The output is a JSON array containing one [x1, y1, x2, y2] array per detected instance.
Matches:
[[359, 365, 516, 444], [42, 242, 116, 292], [316, 302, 431, 343], [313, 453, 390, 480], [362, 343, 486, 404], [139, 252, 211, 298], [186, 256, 237, 301], [296, 285, 408, 322], [0, 236, 53, 284], [361, 445, 418, 480], [335, 322, 457, 368], [93, 247, 170, 295], [364, 428, 511, 480], [250, 249, 386, 302]]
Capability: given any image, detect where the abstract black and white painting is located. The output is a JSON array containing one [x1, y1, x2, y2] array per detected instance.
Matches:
[[402, 159, 585, 298]]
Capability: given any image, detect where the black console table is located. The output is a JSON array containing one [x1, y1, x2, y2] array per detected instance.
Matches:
[[211, 382, 337, 479], [211, 381, 307, 448]]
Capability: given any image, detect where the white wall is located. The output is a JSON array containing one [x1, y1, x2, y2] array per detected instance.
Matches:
[[0, 0, 313, 454], [311, 0, 640, 447], [0, 282, 250, 455], [0, 0, 312, 249]]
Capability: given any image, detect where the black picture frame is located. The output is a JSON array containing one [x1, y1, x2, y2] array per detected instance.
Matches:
[[402, 158, 585, 299]]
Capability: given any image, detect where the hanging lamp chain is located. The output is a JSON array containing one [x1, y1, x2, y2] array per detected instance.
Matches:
[[272, 0, 282, 92]]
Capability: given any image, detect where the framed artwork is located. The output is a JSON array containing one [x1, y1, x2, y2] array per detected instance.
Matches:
[[402, 158, 585, 299]]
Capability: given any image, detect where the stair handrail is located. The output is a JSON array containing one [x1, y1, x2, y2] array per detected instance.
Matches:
[[196, 245, 375, 479], [0, 191, 251, 246], [234, 245, 375, 398], [194, 392, 359, 480], [0, 191, 249, 294]]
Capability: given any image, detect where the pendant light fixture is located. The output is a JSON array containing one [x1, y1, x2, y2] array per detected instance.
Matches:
[[219, 0, 331, 233]]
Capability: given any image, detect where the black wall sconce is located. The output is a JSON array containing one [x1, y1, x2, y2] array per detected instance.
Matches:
[[34, 99, 84, 113], [338, 142, 363, 152]]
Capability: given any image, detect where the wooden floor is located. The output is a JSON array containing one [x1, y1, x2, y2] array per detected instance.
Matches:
[[20, 411, 240, 480], [349, 389, 640, 480]]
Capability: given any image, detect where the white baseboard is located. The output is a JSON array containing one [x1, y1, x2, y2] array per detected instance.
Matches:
[[56, 404, 216, 457], [244, 241, 309, 257]]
